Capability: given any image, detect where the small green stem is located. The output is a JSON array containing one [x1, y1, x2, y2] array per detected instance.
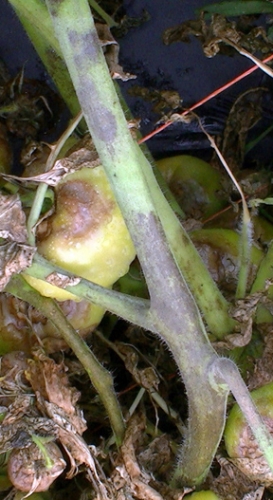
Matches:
[[251, 240, 273, 322], [25, 253, 153, 331], [236, 208, 253, 299], [27, 111, 83, 245], [31, 434, 55, 469], [198, 116, 252, 300], [88, 0, 118, 27], [5, 275, 125, 445]]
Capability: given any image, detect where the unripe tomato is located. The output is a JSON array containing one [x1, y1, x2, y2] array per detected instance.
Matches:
[[156, 155, 225, 219], [185, 491, 220, 499], [24, 164, 135, 304]]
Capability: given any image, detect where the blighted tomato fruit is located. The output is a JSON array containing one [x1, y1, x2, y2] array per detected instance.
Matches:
[[21, 165, 136, 346], [224, 382, 273, 486]]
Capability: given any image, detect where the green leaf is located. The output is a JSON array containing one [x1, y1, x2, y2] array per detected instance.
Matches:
[[198, 1, 273, 16]]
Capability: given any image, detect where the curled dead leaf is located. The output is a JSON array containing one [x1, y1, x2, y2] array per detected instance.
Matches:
[[0, 193, 28, 242], [0, 194, 36, 290], [96, 23, 136, 81], [213, 291, 265, 350], [112, 413, 185, 500], [163, 14, 272, 59], [116, 343, 160, 391], [0, 241, 36, 291], [26, 349, 86, 433]]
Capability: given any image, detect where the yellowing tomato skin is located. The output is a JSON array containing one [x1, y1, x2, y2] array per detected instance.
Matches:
[[24, 166, 136, 301], [185, 491, 220, 500]]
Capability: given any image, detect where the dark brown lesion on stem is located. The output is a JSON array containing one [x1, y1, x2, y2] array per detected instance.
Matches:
[[68, 30, 100, 64]]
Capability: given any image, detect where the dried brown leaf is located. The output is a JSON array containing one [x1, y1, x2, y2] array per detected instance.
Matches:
[[0, 194, 27, 242], [138, 434, 173, 477], [25, 350, 84, 429], [39, 398, 86, 437], [0, 395, 57, 454], [207, 456, 264, 500], [2, 167, 70, 187], [2, 153, 101, 188], [163, 18, 206, 45], [0, 241, 36, 290], [0, 351, 30, 403], [0, 194, 36, 290], [242, 487, 264, 500], [116, 413, 187, 500], [96, 23, 136, 81], [214, 292, 263, 349], [219, 88, 266, 173], [2, 135, 100, 188], [22, 351, 103, 483], [57, 427, 97, 477], [104, 43, 136, 81], [128, 86, 181, 117], [163, 14, 273, 59], [116, 343, 160, 391]]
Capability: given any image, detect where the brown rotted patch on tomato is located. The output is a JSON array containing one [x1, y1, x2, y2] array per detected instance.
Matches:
[[39, 179, 115, 242]]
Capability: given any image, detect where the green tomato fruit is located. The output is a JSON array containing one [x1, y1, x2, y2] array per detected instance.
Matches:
[[156, 155, 226, 219], [185, 491, 220, 499], [24, 165, 135, 302], [0, 293, 103, 353], [224, 382, 273, 485], [189, 228, 264, 293]]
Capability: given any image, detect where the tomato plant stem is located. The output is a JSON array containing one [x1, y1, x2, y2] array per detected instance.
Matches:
[[25, 253, 153, 331], [45, 0, 231, 485]]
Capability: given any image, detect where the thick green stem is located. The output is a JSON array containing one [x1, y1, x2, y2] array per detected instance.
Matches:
[[45, 0, 229, 485], [5, 275, 125, 446]]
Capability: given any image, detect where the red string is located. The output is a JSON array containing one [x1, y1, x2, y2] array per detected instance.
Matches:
[[138, 53, 273, 145]]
